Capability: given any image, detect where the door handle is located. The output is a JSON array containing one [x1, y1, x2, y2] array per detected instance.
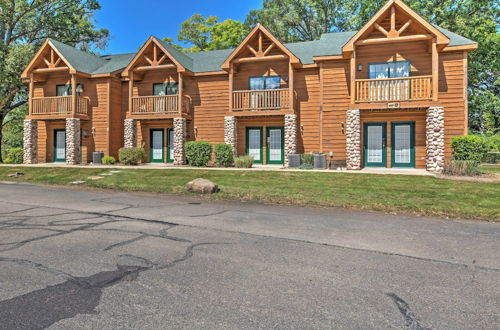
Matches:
[[383, 138, 386, 149]]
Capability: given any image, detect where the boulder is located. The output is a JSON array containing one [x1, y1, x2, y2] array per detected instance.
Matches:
[[186, 178, 219, 194]]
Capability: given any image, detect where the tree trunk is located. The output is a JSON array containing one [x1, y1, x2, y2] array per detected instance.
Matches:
[[0, 115, 4, 163]]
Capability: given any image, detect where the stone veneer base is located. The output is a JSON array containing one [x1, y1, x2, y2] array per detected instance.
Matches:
[[23, 119, 38, 164], [124, 119, 137, 148], [284, 114, 298, 167], [65, 118, 81, 165], [173, 118, 186, 165], [426, 107, 445, 173], [346, 109, 361, 170]]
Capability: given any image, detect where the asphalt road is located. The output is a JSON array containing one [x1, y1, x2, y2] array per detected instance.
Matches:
[[0, 182, 498, 329]]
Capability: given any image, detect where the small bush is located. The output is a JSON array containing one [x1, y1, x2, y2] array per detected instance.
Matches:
[[235, 155, 254, 168], [482, 152, 500, 164], [299, 163, 314, 170], [102, 156, 116, 165], [4, 148, 23, 164], [485, 134, 500, 152], [214, 143, 234, 167], [119, 147, 145, 165], [185, 141, 212, 167], [451, 135, 490, 163], [300, 153, 314, 166], [443, 160, 479, 176]]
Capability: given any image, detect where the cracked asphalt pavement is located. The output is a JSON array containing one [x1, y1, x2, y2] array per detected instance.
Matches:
[[0, 182, 499, 329]]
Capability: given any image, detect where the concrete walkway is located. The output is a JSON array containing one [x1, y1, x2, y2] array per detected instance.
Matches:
[[0, 163, 434, 176]]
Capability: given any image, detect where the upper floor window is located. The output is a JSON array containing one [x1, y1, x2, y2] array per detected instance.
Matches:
[[56, 84, 82, 96], [249, 76, 281, 90], [369, 61, 410, 79], [153, 82, 178, 96]]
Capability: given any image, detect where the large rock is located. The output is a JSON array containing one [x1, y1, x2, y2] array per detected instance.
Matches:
[[186, 178, 219, 194]]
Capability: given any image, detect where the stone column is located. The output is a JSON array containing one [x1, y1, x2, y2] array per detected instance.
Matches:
[[23, 119, 37, 164], [426, 106, 445, 172], [346, 109, 361, 170], [224, 116, 237, 153], [173, 118, 187, 165], [65, 118, 80, 165], [284, 114, 298, 167], [124, 119, 137, 148]]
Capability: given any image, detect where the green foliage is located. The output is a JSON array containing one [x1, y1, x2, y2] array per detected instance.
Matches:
[[0, 0, 109, 162], [484, 135, 500, 152], [185, 141, 212, 166], [119, 148, 145, 165], [102, 156, 116, 165], [234, 155, 254, 168], [300, 153, 314, 166], [483, 153, 500, 164], [4, 148, 23, 164], [214, 144, 234, 167], [176, 14, 249, 52], [443, 160, 479, 176], [451, 135, 490, 163], [299, 163, 314, 170], [245, 0, 358, 42]]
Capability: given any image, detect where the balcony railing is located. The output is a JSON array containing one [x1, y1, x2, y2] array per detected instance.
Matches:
[[232, 88, 290, 112], [31, 96, 90, 116], [355, 76, 432, 103], [131, 95, 190, 115]]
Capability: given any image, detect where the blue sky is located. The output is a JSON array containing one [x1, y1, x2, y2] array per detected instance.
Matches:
[[94, 0, 262, 54]]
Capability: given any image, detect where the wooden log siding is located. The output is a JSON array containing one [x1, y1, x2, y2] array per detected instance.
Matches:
[[355, 76, 432, 102], [31, 96, 90, 115], [232, 88, 290, 111]]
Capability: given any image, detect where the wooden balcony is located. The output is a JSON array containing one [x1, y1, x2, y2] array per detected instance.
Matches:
[[355, 76, 433, 103], [30, 96, 91, 119], [231, 88, 293, 116], [130, 95, 191, 118]]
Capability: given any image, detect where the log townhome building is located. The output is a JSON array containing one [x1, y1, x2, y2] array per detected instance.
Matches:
[[21, 0, 477, 171]]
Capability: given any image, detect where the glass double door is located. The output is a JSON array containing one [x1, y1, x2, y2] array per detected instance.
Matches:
[[363, 122, 415, 168], [54, 129, 66, 162], [246, 127, 284, 164], [150, 129, 174, 163]]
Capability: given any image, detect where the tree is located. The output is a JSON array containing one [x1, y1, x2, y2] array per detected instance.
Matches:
[[177, 14, 249, 52], [245, 0, 358, 42], [0, 0, 109, 162]]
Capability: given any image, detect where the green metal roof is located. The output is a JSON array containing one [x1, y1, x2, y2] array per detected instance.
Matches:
[[48, 25, 476, 75]]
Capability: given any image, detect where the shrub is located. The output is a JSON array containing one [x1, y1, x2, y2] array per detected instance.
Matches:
[[119, 147, 145, 165], [4, 148, 23, 164], [185, 141, 212, 167], [214, 143, 234, 167], [235, 155, 254, 168], [102, 156, 116, 165], [451, 135, 490, 163], [483, 152, 500, 164], [299, 163, 314, 170], [485, 134, 500, 152], [300, 153, 314, 166], [443, 160, 479, 176]]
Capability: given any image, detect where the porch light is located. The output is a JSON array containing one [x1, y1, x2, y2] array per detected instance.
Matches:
[[76, 84, 84, 93], [357, 64, 363, 71]]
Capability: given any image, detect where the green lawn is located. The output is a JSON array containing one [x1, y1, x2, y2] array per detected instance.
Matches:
[[0, 166, 498, 221], [479, 164, 500, 174]]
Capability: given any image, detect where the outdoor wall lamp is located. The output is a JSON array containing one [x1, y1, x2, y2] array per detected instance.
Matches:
[[341, 121, 345, 135], [194, 126, 198, 137], [91, 127, 96, 136], [357, 64, 363, 71]]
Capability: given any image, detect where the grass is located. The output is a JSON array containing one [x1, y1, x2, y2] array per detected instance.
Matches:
[[0, 166, 498, 221], [479, 164, 500, 174]]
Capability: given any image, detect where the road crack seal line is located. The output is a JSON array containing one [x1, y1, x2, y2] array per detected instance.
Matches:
[[387, 293, 432, 330]]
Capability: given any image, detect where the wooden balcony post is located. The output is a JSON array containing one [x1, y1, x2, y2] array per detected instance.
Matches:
[[350, 51, 356, 103], [178, 71, 183, 114], [289, 62, 294, 110], [128, 71, 134, 114], [228, 63, 234, 112], [431, 39, 439, 101], [71, 74, 77, 116], [28, 73, 34, 116]]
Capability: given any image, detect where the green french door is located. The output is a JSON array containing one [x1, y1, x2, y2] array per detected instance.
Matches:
[[167, 128, 174, 163], [150, 129, 164, 163], [266, 127, 284, 164], [363, 122, 387, 167], [391, 122, 416, 168], [53, 129, 66, 162], [246, 127, 263, 164]]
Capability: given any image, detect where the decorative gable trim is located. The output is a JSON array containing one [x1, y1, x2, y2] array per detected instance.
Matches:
[[342, 0, 450, 53], [21, 39, 75, 79], [221, 24, 301, 70]]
